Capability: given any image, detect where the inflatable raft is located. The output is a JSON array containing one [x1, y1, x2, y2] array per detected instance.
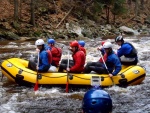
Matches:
[[1, 58, 146, 87]]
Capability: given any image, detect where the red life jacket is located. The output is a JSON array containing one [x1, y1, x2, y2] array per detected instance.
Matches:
[[99, 53, 107, 63], [79, 45, 86, 56], [51, 47, 62, 66], [47, 50, 52, 64]]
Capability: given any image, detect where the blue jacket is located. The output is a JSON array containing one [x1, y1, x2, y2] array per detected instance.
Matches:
[[38, 50, 50, 72], [117, 42, 137, 58], [104, 52, 121, 76], [44, 44, 51, 51]]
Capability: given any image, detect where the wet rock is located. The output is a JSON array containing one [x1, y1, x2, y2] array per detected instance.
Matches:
[[0, 82, 3, 86], [119, 26, 139, 35], [0, 22, 12, 30], [3, 31, 20, 40]]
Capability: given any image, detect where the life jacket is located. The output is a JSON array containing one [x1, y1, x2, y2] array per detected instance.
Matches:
[[99, 53, 107, 63], [123, 42, 137, 57], [51, 47, 62, 66], [52, 47, 62, 57], [47, 50, 52, 64], [79, 45, 86, 56]]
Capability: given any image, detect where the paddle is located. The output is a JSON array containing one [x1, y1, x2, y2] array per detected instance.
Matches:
[[66, 51, 70, 93], [99, 51, 115, 86], [34, 51, 40, 91]]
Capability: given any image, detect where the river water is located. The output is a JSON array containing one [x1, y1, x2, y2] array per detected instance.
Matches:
[[0, 36, 150, 113]]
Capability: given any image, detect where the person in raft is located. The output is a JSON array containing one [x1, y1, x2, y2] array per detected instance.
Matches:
[[84, 42, 121, 77], [28, 39, 52, 72], [115, 35, 138, 65], [47, 38, 62, 67], [58, 40, 85, 73]]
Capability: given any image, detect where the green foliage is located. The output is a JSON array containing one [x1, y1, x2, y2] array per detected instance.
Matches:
[[112, 0, 127, 15], [33, 30, 42, 37], [12, 21, 20, 29], [96, 0, 115, 5], [91, 1, 103, 14], [96, 0, 116, 6]]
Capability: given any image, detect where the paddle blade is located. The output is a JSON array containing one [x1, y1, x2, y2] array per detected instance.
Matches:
[[65, 82, 69, 93], [34, 81, 38, 91]]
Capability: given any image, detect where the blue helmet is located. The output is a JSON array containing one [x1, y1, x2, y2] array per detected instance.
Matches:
[[48, 39, 55, 44], [82, 87, 112, 113], [78, 40, 85, 47]]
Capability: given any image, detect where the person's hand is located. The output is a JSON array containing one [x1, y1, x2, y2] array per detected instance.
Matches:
[[66, 67, 70, 72], [36, 48, 40, 53], [97, 46, 102, 50], [36, 66, 39, 71], [109, 73, 113, 77], [68, 47, 72, 50]]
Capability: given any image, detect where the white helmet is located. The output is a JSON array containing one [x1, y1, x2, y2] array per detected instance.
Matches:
[[103, 42, 112, 48], [35, 39, 45, 46]]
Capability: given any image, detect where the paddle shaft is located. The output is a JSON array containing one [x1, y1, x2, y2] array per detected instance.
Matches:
[[34, 52, 40, 91], [66, 51, 70, 93], [99, 51, 115, 85]]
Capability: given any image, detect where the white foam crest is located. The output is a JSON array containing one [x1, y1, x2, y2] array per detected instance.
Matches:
[[1, 45, 18, 48], [0, 93, 29, 113]]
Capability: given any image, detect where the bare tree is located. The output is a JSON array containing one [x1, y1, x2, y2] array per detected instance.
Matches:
[[135, 0, 139, 18], [14, 0, 19, 21], [19, 0, 22, 20], [30, 0, 35, 26], [140, 0, 145, 10]]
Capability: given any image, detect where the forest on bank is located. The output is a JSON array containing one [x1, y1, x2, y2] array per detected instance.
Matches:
[[0, 0, 150, 40]]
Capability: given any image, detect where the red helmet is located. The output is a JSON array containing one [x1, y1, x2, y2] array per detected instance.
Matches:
[[70, 41, 79, 47], [101, 41, 105, 46]]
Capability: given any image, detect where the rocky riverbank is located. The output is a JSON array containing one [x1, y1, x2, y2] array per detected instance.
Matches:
[[1, 0, 150, 41]]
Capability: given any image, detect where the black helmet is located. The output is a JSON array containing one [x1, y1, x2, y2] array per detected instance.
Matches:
[[115, 36, 124, 42]]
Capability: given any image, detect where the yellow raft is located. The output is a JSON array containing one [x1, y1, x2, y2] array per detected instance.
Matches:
[[1, 58, 146, 87]]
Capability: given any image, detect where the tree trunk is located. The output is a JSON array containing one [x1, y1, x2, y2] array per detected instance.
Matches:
[[140, 0, 144, 10], [106, 6, 110, 24], [19, 0, 22, 20], [127, 0, 132, 6], [30, 0, 35, 26], [14, 0, 19, 21], [113, 14, 116, 23], [135, 0, 138, 19]]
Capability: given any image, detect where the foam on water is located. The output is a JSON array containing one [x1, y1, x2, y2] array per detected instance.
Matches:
[[0, 37, 150, 113]]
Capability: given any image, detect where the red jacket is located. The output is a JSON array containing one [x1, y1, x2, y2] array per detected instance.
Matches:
[[79, 45, 86, 56], [70, 50, 85, 72], [51, 47, 62, 66]]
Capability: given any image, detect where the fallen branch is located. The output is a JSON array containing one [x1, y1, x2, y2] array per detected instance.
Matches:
[[120, 15, 135, 26], [55, 7, 74, 29]]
